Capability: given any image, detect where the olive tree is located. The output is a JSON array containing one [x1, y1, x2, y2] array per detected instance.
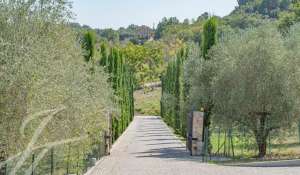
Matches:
[[211, 25, 298, 158], [0, 0, 115, 171]]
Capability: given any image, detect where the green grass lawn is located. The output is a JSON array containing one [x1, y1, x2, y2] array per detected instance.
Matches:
[[210, 129, 300, 160], [134, 87, 161, 116]]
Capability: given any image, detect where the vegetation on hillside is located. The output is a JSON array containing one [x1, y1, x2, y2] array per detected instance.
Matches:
[[2, 1, 300, 172], [0, 1, 134, 174], [69, 1, 300, 90], [162, 21, 300, 159], [161, 0, 300, 158]]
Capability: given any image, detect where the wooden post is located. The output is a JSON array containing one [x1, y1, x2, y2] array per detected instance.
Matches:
[[242, 128, 245, 156], [230, 129, 235, 158], [31, 154, 35, 175], [66, 145, 70, 174], [104, 131, 110, 156], [76, 146, 79, 175], [0, 159, 6, 175], [223, 131, 227, 156], [108, 113, 112, 152], [0, 149, 6, 175], [217, 128, 221, 155], [50, 148, 54, 175]]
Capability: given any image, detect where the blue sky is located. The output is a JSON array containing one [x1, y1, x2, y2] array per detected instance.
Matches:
[[71, 0, 238, 29]]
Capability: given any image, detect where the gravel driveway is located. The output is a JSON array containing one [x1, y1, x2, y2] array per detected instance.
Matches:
[[87, 116, 300, 175]]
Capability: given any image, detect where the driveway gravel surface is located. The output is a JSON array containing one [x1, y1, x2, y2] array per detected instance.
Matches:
[[87, 116, 300, 175]]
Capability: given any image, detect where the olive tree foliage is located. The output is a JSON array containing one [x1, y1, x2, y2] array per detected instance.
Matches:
[[0, 0, 115, 162], [184, 43, 215, 113], [285, 23, 300, 110], [211, 26, 298, 157], [186, 25, 300, 157]]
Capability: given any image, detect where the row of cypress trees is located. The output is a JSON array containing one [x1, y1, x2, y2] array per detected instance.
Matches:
[[82, 31, 134, 143], [100, 44, 135, 142], [161, 17, 217, 140], [161, 48, 188, 137]]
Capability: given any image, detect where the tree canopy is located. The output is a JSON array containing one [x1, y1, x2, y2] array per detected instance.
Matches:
[[186, 24, 300, 157]]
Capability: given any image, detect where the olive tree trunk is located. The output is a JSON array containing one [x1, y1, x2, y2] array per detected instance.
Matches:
[[252, 113, 270, 158]]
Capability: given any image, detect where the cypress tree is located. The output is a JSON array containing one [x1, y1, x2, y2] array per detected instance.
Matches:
[[82, 31, 96, 62], [201, 17, 217, 154], [161, 48, 188, 137], [100, 43, 108, 67], [202, 17, 217, 59], [98, 45, 134, 143]]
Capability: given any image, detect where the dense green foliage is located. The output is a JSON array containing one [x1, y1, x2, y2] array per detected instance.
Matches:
[[160, 2, 300, 157], [202, 17, 217, 59], [177, 24, 300, 158], [97, 28, 120, 43], [73, 0, 300, 160], [118, 25, 154, 44], [162, 18, 218, 152], [233, 0, 293, 18], [81, 31, 135, 142], [99, 44, 135, 142], [3, 1, 300, 169], [82, 31, 97, 62], [161, 48, 188, 136], [278, 0, 300, 33], [208, 25, 298, 157], [155, 17, 180, 39], [121, 42, 164, 86], [0, 0, 116, 174]]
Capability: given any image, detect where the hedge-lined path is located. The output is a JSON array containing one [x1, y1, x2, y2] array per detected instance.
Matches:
[[86, 116, 300, 175]]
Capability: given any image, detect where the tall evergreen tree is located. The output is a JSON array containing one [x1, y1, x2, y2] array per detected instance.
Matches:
[[100, 43, 108, 66], [202, 17, 217, 59], [82, 31, 96, 62], [201, 17, 217, 153]]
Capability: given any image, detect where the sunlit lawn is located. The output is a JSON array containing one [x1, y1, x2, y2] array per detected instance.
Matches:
[[134, 87, 161, 116]]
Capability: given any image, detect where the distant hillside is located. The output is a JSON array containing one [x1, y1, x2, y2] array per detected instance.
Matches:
[[69, 0, 300, 52], [68, 0, 300, 89], [233, 0, 293, 18], [70, 0, 298, 44], [70, 22, 154, 44]]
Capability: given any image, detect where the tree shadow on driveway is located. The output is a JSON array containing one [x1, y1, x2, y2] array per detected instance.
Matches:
[[132, 146, 206, 163]]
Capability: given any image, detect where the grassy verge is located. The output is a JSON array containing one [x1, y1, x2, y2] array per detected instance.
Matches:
[[209, 129, 300, 161], [134, 87, 161, 116]]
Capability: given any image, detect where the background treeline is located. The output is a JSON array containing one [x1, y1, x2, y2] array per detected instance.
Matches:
[[70, 0, 300, 89], [0, 1, 133, 174]]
